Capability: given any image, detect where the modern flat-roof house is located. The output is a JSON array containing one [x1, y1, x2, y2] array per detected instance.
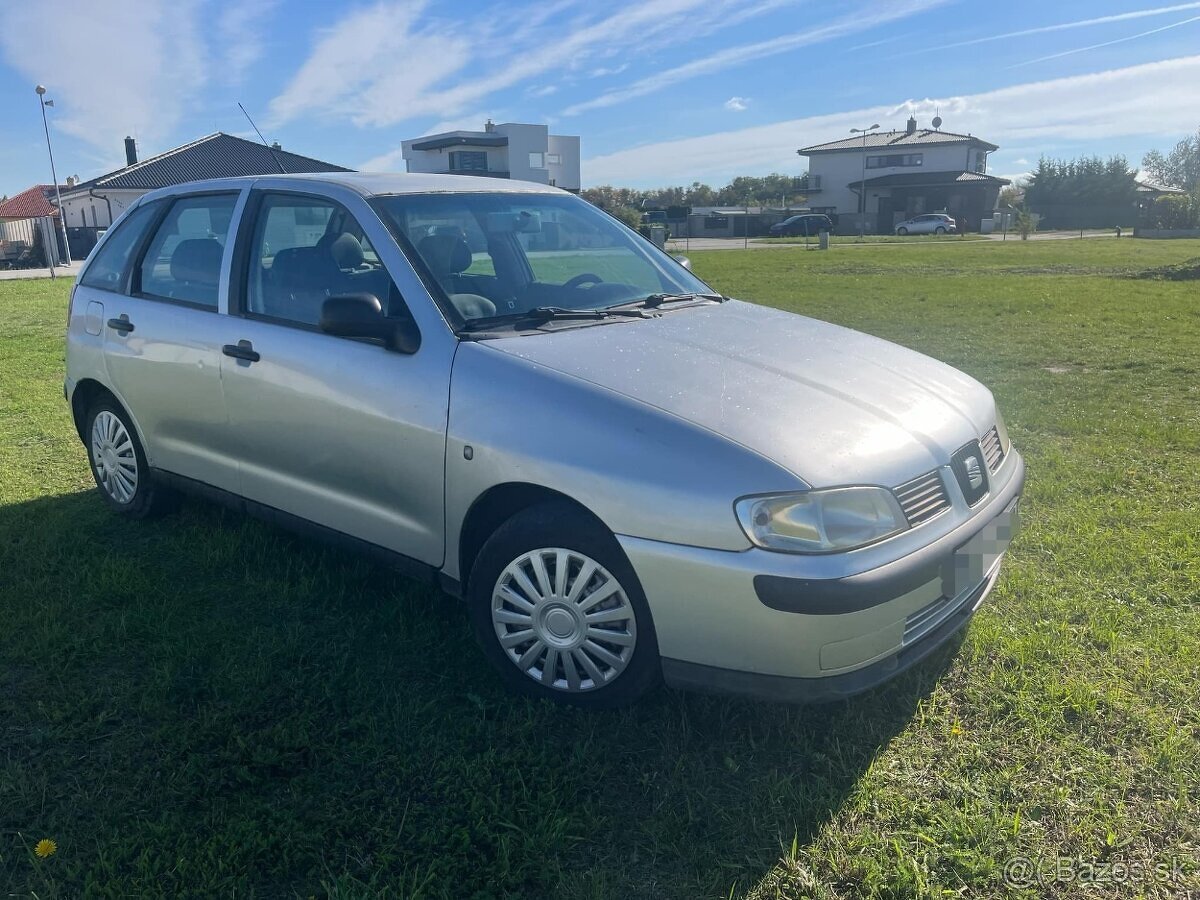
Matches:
[[798, 117, 1009, 234], [400, 121, 581, 191], [57, 133, 350, 257]]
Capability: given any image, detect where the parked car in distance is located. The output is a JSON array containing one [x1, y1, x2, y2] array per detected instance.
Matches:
[[895, 213, 957, 235], [66, 173, 1024, 708], [769, 214, 833, 237]]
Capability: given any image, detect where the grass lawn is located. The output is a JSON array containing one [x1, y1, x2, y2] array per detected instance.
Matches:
[[2, 238, 1198, 898]]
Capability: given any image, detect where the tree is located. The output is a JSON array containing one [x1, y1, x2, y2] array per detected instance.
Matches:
[[997, 183, 1024, 208], [1141, 127, 1200, 192], [582, 172, 809, 213], [1023, 155, 1139, 229], [1150, 194, 1197, 229], [608, 206, 643, 230]]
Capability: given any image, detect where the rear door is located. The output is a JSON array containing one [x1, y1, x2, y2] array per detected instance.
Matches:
[[218, 188, 453, 565], [99, 191, 244, 490]]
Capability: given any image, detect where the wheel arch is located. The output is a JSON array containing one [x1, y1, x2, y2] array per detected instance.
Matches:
[[457, 483, 612, 594], [70, 379, 147, 452]]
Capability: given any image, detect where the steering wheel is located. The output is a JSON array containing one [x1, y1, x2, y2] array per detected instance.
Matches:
[[563, 273, 603, 290]]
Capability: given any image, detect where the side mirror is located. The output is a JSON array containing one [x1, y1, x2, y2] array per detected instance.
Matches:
[[673, 255, 692, 271], [320, 293, 421, 354]]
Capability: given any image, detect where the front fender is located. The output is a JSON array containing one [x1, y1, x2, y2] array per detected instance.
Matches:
[[442, 341, 804, 581]]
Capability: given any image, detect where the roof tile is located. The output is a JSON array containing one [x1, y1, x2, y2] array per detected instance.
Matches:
[[67, 133, 351, 194], [0, 184, 63, 219], [800, 129, 998, 154]]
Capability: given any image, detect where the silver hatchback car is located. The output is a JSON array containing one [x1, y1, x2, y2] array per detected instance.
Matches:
[[66, 173, 1024, 707]]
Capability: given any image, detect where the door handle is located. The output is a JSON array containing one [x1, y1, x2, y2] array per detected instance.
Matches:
[[107, 315, 135, 334], [222, 340, 261, 363]]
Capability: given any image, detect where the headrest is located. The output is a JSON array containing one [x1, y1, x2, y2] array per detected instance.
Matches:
[[329, 233, 364, 270], [417, 234, 472, 276], [169, 239, 223, 286]]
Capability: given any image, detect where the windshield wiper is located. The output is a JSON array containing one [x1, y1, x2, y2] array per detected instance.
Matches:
[[609, 292, 729, 310], [458, 306, 652, 332]]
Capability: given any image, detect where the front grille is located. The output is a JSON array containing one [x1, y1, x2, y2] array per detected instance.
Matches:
[[894, 470, 951, 526], [980, 426, 1004, 473]]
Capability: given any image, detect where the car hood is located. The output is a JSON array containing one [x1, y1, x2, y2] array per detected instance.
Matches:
[[485, 300, 996, 488]]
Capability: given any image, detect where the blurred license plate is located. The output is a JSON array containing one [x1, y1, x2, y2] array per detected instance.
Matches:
[[945, 499, 1020, 599]]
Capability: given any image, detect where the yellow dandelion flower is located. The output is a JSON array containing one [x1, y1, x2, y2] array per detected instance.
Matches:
[[949, 723, 964, 737], [34, 839, 57, 858]]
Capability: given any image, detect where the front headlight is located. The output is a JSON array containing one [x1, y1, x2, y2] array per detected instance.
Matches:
[[735, 487, 908, 553]]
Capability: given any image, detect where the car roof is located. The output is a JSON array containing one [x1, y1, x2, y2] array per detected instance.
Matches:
[[139, 171, 565, 201]]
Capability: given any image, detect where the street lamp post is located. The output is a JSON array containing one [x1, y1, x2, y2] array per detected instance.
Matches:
[[35, 85, 72, 267], [850, 124, 879, 241]]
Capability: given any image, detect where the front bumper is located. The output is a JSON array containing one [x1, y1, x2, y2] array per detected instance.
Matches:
[[618, 451, 1025, 702]]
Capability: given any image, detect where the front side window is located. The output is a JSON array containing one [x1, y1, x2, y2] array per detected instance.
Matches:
[[244, 193, 403, 327], [80, 200, 163, 293], [138, 194, 237, 308], [373, 192, 712, 322]]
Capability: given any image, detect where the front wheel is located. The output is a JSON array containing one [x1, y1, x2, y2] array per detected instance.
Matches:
[[85, 398, 175, 518], [896, 227, 909, 236], [935, 226, 947, 235], [468, 502, 661, 707]]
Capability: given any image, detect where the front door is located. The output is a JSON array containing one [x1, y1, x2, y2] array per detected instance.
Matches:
[[218, 190, 453, 565]]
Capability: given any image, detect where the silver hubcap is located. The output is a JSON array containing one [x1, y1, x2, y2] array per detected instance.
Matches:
[[492, 548, 636, 692], [90, 410, 138, 503]]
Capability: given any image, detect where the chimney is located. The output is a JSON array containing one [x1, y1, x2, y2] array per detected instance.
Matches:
[[124, 136, 138, 166], [271, 141, 282, 151], [906, 116, 917, 135], [484, 118, 495, 133]]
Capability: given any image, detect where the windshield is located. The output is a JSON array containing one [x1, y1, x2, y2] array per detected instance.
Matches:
[[372, 192, 712, 324]]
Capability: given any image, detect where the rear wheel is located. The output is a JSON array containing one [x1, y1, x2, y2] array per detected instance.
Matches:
[[468, 502, 660, 707], [85, 399, 175, 518], [935, 226, 947, 234], [897, 226, 909, 236]]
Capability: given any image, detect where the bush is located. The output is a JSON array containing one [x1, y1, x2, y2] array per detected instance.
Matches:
[[610, 206, 643, 230], [1151, 194, 1198, 229]]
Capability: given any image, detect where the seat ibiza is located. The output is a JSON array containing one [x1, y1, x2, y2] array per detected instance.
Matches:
[[66, 173, 1024, 707]]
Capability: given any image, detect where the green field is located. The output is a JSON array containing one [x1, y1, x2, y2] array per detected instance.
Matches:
[[2, 239, 1198, 898]]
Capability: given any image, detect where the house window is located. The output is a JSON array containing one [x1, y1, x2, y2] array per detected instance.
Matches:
[[448, 150, 488, 172], [546, 153, 562, 165], [866, 153, 923, 169], [528, 152, 545, 169]]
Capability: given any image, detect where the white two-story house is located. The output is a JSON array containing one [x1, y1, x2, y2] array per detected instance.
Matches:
[[798, 116, 1009, 234], [401, 121, 581, 192]]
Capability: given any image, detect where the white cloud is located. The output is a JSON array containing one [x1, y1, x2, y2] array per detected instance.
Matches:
[[217, 0, 278, 84], [1014, 158, 1030, 166], [562, 0, 951, 116], [268, 0, 806, 129], [582, 55, 1200, 185], [725, 96, 749, 111], [591, 63, 630, 77], [528, 85, 559, 98], [0, 0, 207, 164], [903, 1, 1200, 55], [1008, 14, 1200, 68]]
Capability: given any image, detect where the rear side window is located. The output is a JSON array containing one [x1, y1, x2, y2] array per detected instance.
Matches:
[[79, 201, 163, 293], [138, 194, 238, 308]]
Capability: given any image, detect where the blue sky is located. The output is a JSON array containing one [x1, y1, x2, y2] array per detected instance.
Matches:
[[2, 0, 1199, 197]]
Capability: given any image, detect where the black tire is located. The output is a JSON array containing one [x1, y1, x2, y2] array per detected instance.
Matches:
[[467, 501, 661, 708], [897, 227, 908, 236], [84, 398, 175, 519], [935, 226, 946, 234]]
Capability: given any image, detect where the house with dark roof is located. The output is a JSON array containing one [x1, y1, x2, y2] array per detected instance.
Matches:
[[57, 133, 350, 254], [798, 116, 1009, 234]]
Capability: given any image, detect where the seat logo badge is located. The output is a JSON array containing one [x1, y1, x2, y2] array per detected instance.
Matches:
[[964, 455, 984, 490]]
